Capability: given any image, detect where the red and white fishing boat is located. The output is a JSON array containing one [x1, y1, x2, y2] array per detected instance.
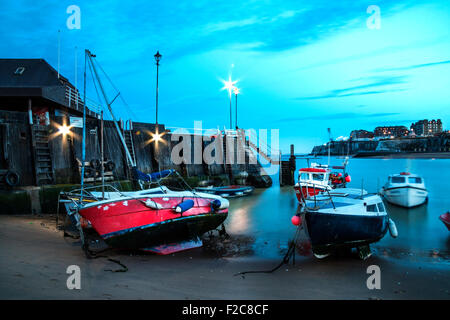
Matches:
[[294, 162, 351, 203]]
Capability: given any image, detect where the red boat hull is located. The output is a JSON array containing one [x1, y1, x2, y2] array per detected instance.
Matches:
[[294, 185, 327, 202], [78, 196, 228, 249], [439, 213, 450, 231]]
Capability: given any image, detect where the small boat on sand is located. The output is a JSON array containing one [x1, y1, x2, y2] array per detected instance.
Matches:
[[62, 170, 229, 254], [381, 172, 428, 208], [299, 189, 397, 259], [194, 185, 254, 198], [439, 212, 450, 231]]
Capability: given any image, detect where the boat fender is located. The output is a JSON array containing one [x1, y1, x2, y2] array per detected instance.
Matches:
[[210, 199, 221, 211], [388, 218, 398, 238], [291, 215, 302, 226], [175, 199, 194, 213], [144, 199, 163, 210], [5, 171, 19, 187]]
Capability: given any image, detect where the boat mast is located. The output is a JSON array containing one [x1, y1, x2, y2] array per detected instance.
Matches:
[[100, 110, 105, 198], [80, 50, 87, 201], [85, 50, 136, 167]]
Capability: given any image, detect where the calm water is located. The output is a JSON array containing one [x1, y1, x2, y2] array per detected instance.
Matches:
[[224, 156, 450, 261]]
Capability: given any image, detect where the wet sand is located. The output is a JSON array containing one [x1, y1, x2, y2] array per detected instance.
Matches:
[[0, 215, 448, 300]]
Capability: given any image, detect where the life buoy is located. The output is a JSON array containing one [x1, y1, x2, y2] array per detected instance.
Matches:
[[5, 171, 19, 186]]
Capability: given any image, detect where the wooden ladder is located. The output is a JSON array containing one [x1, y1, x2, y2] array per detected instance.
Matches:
[[123, 129, 137, 167], [31, 124, 54, 185]]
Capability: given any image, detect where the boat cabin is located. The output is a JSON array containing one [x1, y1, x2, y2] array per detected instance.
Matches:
[[298, 167, 330, 188], [386, 172, 425, 187]]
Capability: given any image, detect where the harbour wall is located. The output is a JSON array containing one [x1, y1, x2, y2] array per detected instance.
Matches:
[[0, 110, 271, 213]]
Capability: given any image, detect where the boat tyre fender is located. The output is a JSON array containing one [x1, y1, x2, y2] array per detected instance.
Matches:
[[90, 159, 101, 170], [85, 167, 96, 178], [5, 171, 19, 187], [105, 160, 115, 172]]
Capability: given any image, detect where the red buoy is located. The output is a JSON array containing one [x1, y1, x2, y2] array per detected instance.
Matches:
[[338, 173, 342, 177], [291, 215, 302, 226], [345, 175, 351, 183]]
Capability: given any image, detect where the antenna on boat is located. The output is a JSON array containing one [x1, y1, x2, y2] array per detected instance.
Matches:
[[327, 128, 331, 165]]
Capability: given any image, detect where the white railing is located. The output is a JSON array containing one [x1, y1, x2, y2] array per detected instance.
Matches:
[[65, 85, 102, 118]]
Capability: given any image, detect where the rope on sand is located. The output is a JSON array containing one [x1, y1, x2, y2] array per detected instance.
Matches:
[[233, 226, 302, 278]]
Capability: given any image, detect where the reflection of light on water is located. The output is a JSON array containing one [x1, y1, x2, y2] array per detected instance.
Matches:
[[226, 207, 250, 234]]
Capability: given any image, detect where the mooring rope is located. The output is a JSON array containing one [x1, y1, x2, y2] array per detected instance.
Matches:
[[233, 226, 302, 277]]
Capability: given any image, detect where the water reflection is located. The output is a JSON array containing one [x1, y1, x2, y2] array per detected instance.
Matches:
[[223, 156, 450, 262]]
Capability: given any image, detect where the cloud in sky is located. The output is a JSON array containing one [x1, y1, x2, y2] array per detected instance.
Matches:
[[294, 75, 408, 100]]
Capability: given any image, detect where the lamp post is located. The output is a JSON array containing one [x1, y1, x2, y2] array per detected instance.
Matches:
[[154, 51, 162, 125], [233, 86, 240, 129]]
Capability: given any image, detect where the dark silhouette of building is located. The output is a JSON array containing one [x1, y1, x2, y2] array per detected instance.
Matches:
[[350, 129, 374, 139]]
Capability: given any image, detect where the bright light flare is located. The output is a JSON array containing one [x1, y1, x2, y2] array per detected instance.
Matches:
[[144, 128, 167, 146], [233, 87, 240, 95], [221, 76, 238, 97], [58, 124, 72, 136]]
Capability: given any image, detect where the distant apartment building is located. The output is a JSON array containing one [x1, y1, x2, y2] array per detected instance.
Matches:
[[374, 126, 409, 138], [350, 129, 374, 139], [410, 119, 443, 136]]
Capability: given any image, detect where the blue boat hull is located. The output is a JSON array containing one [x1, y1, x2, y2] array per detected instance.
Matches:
[[304, 211, 389, 254]]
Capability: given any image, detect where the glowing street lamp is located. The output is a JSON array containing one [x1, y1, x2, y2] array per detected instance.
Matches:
[[221, 76, 238, 129], [233, 86, 240, 129]]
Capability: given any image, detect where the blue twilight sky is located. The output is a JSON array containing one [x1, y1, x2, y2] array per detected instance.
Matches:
[[0, 0, 449, 153]]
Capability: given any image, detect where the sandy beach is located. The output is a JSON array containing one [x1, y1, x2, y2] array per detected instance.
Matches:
[[0, 215, 448, 300]]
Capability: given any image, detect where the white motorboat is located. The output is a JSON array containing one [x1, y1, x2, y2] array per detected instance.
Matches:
[[381, 172, 428, 208]]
